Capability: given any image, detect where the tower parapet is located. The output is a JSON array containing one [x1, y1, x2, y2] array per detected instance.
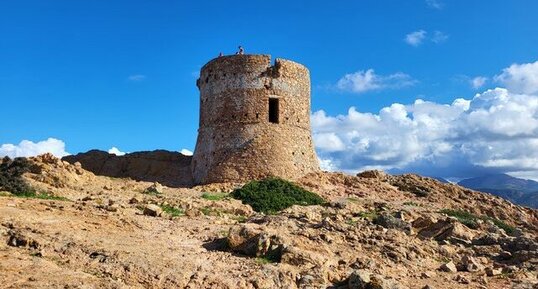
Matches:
[[192, 54, 319, 184]]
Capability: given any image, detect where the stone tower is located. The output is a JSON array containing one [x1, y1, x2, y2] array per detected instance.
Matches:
[[191, 54, 319, 184]]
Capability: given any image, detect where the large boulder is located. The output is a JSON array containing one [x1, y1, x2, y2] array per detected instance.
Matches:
[[226, 224, 284, 259], [418, 218, 475, 244]]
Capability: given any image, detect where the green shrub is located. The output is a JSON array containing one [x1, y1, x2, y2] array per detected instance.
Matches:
[[439, 209, 480, 229], [0, 156, 35, 195], [201, 192, 228, 201], [231, 177, 325, 214], [159, 205, 184, 217], [483, 216, 516, 235], [440, 208, 516, 234], [356, 210, 378, 220]]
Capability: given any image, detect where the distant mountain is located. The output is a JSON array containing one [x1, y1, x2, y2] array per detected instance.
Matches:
[[458, 174, 538, 208], [430, 176, 450, 183]]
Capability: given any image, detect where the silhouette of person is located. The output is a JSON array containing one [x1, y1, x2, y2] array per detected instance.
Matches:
[[236, 46, 244, 55]]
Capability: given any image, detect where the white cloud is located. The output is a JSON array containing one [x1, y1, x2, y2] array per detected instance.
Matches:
[[470, 76, 488, 89], [0, 138, 69, 158], [426, 0, 444, 9], [318, 158, 337, 171], [336, 69, 416, 93], [432, 31, 449, 43], [127, 74, 146, 81], [494, 60, 538, 94], [405, 30, 448, 46], [314, 60, 538, 180], [405, 30, 427, 46], [180, 149, 193, 156], [108, 147, 126, 156]]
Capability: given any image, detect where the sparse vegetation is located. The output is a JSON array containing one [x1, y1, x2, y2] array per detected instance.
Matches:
[[483, 216, 516, 235], [160, 204, 184, 217], [355, 210, 378, 220], [255, 256, 275, 265], [201, 206, 221, 216], [231, 177, 325, 214], [15, 191, 69, 201], [231, 215, 248, 223], [403, 201, 420, 207], [439, 209, 481, 229], [201, 192, 228, 201], [440, 209, 516, 234]]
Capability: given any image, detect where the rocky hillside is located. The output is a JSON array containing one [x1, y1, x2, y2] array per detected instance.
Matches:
[[0, 154, 537, 288]]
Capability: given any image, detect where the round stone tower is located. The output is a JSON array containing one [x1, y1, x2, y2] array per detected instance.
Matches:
[[191, 54, 319, 184]]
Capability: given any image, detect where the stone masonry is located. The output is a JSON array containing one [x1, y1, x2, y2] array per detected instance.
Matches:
[[191, 54, 319, 184]]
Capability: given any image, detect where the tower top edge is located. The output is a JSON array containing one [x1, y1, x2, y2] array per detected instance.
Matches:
[[200, 54, 308, 73]]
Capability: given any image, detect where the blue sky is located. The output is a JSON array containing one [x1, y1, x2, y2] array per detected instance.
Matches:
[[2, 0, 538, 180]]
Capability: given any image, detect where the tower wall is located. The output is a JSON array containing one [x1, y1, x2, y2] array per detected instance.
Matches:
[[191, 54, 319, 184]]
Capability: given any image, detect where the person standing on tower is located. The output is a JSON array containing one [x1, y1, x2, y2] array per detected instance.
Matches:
[[236, 46, 244, 55]]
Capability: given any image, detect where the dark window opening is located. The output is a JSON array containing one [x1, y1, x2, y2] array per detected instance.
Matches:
[[269, 98, 279, 124]]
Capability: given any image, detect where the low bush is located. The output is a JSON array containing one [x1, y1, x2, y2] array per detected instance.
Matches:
[[0, 156, 35, 195], [160, 204, 184, 217], [231, 177, 325, 214], [201, 192, 228, 201]]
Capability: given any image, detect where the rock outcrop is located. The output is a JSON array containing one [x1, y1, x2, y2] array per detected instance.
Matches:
[[62, 149, 193, 187]]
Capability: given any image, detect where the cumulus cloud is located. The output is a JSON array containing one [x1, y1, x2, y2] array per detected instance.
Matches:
[[127, 74, 146, 81], [108, 147, 126, 156], [494, 60, 538, 94], [470, 76, 488, 89], [405, 30, 427, 47], [180, 149, 193, 156], [0, 138, 69, 158], [426, 0, 444, 9], [314, 60, 538, 180], [336, 69, 416, 93]]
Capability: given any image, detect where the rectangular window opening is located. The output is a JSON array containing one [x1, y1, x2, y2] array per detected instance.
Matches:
[[269, 98, 279, 124]]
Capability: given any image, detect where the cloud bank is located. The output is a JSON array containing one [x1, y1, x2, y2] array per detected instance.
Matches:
[[0, 138, 69, 158], [108, 147, 126, 156], [314, 60, 538, 180], [180, 149, 193, 156]]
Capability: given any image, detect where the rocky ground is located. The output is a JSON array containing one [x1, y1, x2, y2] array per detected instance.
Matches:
[[1, 154, 537, 288]]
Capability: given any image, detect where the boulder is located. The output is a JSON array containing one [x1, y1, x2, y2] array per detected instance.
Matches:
[[439, 261, 457, 273], [227, 224, 284, 259], [143, 204, 162, 217], [143, 182, 163, 194], [485, 267, 502, 276], [418, 218, 475, 243], [357, 170, 387, 180], [348, 270, 371, 289], [459, 255, 483, 272], [374, 213, 411, 232], [348, 270, 408, 289]]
